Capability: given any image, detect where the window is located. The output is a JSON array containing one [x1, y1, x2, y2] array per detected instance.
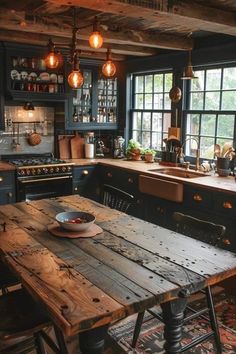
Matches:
[[131, 72, 172, 149], [185, 66, 236, 159]]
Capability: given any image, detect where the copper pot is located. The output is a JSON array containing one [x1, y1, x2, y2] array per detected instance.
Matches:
[[28, 124, 41, 146]]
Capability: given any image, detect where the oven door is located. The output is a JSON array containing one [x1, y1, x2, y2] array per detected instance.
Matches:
[[17, 175, 73, 202]]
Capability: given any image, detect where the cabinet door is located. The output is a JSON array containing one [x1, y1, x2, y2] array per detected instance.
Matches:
[[73, 166, 100, 201], [0, 171, 16, 205]]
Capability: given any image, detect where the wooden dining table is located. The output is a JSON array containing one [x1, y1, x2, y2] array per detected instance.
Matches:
[[1, 195, 236, 354]]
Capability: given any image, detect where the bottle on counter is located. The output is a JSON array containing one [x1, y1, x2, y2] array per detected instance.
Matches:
[[84, 132, 95, 159]]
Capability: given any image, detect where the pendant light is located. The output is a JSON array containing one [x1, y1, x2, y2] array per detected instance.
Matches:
[[102, 49, 116, 78], [89, 16, 104, 49], [67, 8, 84, 89], [181, 51, 198, 80], [45, 39, 60, 69]]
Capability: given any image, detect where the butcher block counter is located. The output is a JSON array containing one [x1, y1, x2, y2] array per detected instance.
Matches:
[[1, 195, 236, 353], [67, 158, 236, 195], [0, 161, 16, 171]]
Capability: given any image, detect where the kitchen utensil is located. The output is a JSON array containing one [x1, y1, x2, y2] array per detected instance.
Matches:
[[214, 144, 221, 157], [11, 123, 17, 150], [70, 132, 85, 159], [15, 123, 21, 151], [55, 211, 95, 232], [28, 123, 41, 146], [58, 136, 71, 159], [221, 142, 232, 157]]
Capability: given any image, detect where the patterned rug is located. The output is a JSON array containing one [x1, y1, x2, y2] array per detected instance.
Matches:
[[108, 290, 236, 353]]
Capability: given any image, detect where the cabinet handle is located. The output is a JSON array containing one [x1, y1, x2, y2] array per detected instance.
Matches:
[[223, 201, 233, 209], [107, 172, 113, 178], [157, 206, 164, 214], [82, 170, 89, 176], [7, 192, 12, 198], [193, 194, 202, 202], [0, 177, 3, 182], [223, 238, 231, 246], [128, 177, 133, 183]]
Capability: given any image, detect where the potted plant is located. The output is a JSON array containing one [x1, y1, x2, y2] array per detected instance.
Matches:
[[143, 148, 156, 163], [126, 139, 143, 160]]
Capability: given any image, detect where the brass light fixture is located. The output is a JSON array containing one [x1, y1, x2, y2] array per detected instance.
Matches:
[[88, 16, 104, 49], [45, 39, 60, 69], [23, 102, 35, 111], [181, 51, 198, 80], [102, 49, 116, 78]]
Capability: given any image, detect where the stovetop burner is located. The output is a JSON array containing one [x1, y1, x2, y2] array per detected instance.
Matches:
[[10, 158, 66, 167]]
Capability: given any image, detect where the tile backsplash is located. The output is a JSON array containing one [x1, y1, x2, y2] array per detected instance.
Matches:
[[0, 106, 54, 155]]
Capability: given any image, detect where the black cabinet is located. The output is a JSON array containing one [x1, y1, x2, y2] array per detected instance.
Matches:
[[97, 165, 145, 219], [0, 171, 16, 205], [5, 44, 66, 101], [73, 165, 100, 201], [66, 65, 118, 130]]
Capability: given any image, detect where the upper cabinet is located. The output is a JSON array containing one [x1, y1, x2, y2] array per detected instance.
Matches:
[[5, 44, 66, 101], [65, 65, 118, 130]]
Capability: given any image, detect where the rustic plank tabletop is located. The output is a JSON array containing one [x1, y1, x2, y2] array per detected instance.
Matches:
[[0, 195, 236, 354]]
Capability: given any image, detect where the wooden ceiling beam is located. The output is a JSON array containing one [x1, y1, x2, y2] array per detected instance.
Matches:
[[0, 28, 157, 58], [0, 8, 193, 51], [46, 0, 236, 36]]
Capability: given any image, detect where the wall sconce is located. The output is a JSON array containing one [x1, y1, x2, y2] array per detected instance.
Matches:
[[181, 51, 198, 80], [89, 16, 104, 49], [102, 49, 116, 78], [23, 102, 35, 111]]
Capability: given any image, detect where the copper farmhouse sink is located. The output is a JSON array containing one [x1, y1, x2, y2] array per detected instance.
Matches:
[[148, 168, 208, 179]]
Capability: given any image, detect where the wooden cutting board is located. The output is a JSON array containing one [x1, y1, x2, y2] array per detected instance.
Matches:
[[58, 136, 71, 159], [70, 132, 85, 159]]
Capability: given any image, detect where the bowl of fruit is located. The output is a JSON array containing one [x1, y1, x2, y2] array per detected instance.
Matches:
[[55, 211, 95, 232]]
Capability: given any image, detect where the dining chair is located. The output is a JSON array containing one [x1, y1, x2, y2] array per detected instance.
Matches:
[[132, 212, 226, 354], [0, 261, 20, 295], [101, 184, 134, 213], [0, 287, 68, 354]]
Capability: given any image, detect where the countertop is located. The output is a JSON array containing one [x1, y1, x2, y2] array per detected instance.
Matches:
[[68, 158, 236, 195], [1, 157, 236, 194]]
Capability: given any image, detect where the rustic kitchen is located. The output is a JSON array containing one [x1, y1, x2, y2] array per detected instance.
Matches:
[[1, 1, 236, 354]]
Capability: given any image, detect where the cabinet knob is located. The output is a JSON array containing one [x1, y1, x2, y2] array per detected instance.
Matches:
[[0, 177, 3, 182], [7, 192, 13, 198], [157, 206, 164, 214], [223, 238, 231, 246], [74, 187, 78, 191], [82, 170, 89, 176], [128, 177, 133, 183], [107, 172, 113, 178], [223, 201, 233, 209], [193, 194, 202, 202]]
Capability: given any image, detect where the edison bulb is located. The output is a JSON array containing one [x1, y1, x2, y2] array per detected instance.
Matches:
[[102, 60, 116, 78], [68, 70, 84, 89], [89, 31, 104, 49], [45, 52, 59, 69]]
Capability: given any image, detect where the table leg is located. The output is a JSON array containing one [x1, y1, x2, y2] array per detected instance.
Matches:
[[79, 325, 109, 354], [160, 297, 187, 354]]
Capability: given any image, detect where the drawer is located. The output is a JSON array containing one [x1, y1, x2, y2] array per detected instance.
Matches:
[[0, 171, 16, 188], [213, 193, 236, 218], [183, 186, 212, 209], [100, 166, 139, 193]]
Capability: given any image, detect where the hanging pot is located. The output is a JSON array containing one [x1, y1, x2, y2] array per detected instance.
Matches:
[[28, 123, 41, 146]]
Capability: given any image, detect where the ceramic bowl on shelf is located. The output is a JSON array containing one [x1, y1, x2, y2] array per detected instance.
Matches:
[[55, 211, 96, 232]]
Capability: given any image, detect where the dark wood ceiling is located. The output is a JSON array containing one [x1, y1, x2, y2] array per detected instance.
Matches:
[[0, 0, 236, 60]]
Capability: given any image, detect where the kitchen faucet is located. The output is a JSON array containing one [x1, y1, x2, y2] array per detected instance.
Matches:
[[180, 137, 200, 171]]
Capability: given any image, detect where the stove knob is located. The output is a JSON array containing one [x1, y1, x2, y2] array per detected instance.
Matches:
[[37, 168, 41, 174], [26, 169, 31, 176], [50, 167, 54, 174], [67, 166, 72, 172], [20, 170, 25, 176], [62, 166, 67, 172], [55, 167, 60, 173], [31, 169, 36, 175], [43, 168, 48, 174]]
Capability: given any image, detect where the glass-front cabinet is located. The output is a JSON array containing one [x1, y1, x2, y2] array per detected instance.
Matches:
[[66, 66, 118, 130]]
